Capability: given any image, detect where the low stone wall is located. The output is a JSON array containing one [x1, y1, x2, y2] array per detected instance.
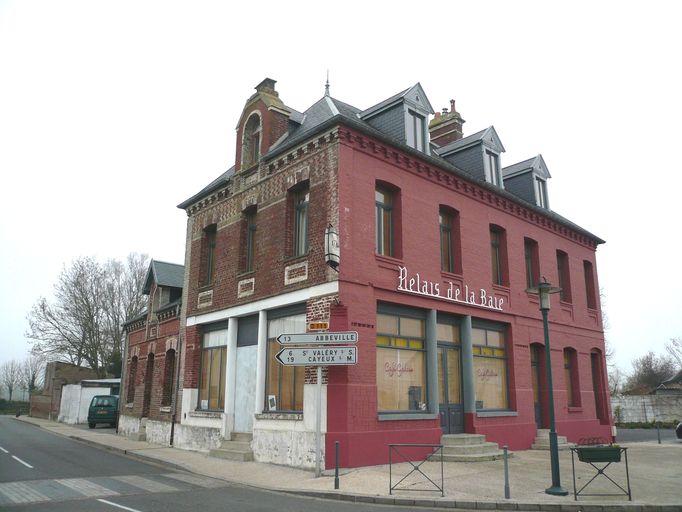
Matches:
[[611, 395, 682, 423]]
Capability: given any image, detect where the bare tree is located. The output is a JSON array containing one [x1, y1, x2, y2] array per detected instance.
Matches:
[[26, 253, 149, 378], [623, 351, 677, 394], [665, 337, 682, 368], [1, 360, 22, 400], [21, 354, 45, 399]]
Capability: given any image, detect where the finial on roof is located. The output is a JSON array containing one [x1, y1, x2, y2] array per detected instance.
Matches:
[[325, 70, 330, 97]]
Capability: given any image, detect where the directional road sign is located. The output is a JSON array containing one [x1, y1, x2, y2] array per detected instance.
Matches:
[[275, 346, 358, 366], [276, 331, 358, 345]]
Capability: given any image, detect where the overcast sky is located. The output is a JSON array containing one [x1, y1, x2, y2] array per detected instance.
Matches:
[[1, 1, 680, 375]]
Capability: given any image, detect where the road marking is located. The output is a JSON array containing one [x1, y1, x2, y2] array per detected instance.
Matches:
[[97, 498, 144, 512], [0, 446, 9, 453], [0, 481, 50, 504], [56, 478, 118, 497], [112, 475, 177, 493], [11, 455, 33, 468]]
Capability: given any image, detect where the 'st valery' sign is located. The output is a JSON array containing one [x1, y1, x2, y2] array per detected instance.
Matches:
[[397, 266, 505, 312]]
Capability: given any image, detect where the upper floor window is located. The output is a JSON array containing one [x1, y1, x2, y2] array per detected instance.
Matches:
[[490, 225, 508, 286], [535, 177, 549, 208], [201, 224, 217, 287], [406, 110, 426, 152], [484, 150, 501, 186], [242, 114, 261, 169], [583, 260, 597, 309], [244, 210, 257, 272], [556, 250, 572, 303], [376, 187, 393, 256], [563, 347, 580, 407], [524, 238, 539, 288], [293, 187, 309, 257], [439, 207, 461, 274]]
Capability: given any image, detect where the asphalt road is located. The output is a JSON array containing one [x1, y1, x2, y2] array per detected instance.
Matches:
[[0, 416, 458, 512]]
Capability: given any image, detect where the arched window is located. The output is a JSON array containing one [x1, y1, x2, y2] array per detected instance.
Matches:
[[127, 356, 138, 404], [162, 349, 176, 407], [242, 114, 261, 169]]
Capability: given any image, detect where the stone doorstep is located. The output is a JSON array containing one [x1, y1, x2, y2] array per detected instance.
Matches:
[[209, 432, 254, 462], [441, 433, 487, 446], [442, 441, 504, 455]]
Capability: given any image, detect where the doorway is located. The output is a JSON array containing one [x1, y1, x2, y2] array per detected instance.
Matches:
[[438, 344, 463, 434], [530, 344, 545, 428]]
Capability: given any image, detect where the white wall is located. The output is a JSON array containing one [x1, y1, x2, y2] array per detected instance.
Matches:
[[58, 384, 115, 424], [611, 395, 682, 423]]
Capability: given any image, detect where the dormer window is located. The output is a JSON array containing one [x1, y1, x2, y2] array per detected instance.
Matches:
[[484, 150, 501, 186], [406, 110, 426, 152], [242, 113, 261, 169], [534, 176, 549, 208]]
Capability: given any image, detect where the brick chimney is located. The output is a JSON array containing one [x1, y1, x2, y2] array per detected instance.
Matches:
[[429, 99, 465, 147]]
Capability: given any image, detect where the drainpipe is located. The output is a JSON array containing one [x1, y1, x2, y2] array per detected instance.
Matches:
[[170, 313, 183, 447]]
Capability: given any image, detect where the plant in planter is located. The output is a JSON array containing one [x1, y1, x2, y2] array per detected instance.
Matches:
[[576, 444, 622, 463]]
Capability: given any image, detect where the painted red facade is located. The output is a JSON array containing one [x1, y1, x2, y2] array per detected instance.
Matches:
[[174, 79, 611, 469]]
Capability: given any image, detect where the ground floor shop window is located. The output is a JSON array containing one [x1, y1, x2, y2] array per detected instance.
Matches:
[[199, 329, 227, 410], [472, 323, 508, 410], [376, 310, 426, 412], [266, 312, 305, 412]]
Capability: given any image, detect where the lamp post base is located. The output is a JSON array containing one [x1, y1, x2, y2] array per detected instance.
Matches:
[[545, 485, 569, 496]]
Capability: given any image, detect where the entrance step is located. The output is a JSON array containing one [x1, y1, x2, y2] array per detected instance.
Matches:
[[127, 418, 147, 442], [531, 429, 574, 450], [209, 432, 254, 462], [439, 434, 512, 462]]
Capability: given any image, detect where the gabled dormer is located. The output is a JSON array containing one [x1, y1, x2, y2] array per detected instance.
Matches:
[[435, 126, 506, 188], [142, 260, 184, 314], [359, 83, 435, 155], [502, 154, 551, 209], [235, 78, 292, 173]]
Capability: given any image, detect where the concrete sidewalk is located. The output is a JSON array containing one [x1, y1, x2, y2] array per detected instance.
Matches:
[[13, 416, 682, 511]]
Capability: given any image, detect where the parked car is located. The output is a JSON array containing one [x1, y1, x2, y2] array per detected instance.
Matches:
[[87, 395, 119, 428], [676, 422, 682, 440]]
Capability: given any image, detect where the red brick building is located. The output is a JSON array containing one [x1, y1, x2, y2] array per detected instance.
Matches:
[[173, 78, 611, 468], [119, 260, 183, 443]]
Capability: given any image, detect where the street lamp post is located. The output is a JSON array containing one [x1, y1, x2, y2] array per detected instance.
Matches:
[[527, 278, 568, 496]]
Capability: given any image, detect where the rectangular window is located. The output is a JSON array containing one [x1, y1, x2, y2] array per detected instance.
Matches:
[[266, 313, 305, 412], [524, 238, 539, 289], [485, 151, 500, 186], [199, 329, 227, 410], [472, 325, 508, 410], [440, 211, 453, 272], [202, 225, 217, 286], [583, 260, 597, 309], [245, 211, 257, 272], [293, 188, 309, 257], [535, 177, 548, 208], [376, 188, 393, 256], [406, 110, 425, 151], [376, 312, 426, 412], [556, 250, 572, 302], [490, 226, 507, 286], [564, 348, 580, 407]]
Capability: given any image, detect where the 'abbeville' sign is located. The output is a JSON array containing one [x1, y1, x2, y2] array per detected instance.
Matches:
[[397, 266, 505, 312]]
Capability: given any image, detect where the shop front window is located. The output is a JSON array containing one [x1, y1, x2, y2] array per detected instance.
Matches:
[[376, 312, 426, 412], [199, 329, 227, 411], [472, 324, 508, 410], [266, 312, 305, 412]]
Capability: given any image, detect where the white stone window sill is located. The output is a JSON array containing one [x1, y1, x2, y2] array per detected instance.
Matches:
[[189, 410, 223, 419], [159, 406, 171, 413], [125, 403, 134, 409], [255, 412, 303, 421]]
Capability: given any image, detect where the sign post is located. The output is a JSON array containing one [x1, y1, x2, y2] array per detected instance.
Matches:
[[276, 331, 359, 478]]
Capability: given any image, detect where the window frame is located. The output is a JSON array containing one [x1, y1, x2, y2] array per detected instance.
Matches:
[[440, 210, 454, 273], [583, 260, 597, 310], [201, 225, 217, 287], [484, 150, 501, 186], [556, 250, 572, 303], [375, 187, 394, 256], [471, 322, 510, 411], [563, 347, 580, 408], [244, 209, 257, 272], [406, 109, 426, 152], [535, 176, 548, 208], [162, 349, 176, 407], [292, 187, 309, 257], [242, 113, 262, 169], [265, 310, 306, 413], [198, 328, 227, 411], [490, 225, 508, 286], [524, 238, 540, 289]]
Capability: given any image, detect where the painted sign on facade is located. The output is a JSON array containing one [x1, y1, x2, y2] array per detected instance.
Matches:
[[396, 266, 505, 312]]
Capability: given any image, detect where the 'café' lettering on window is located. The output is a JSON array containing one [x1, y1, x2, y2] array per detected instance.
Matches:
[[477, 368, 499, 382], [384, 361, 414, 377], [397, 266, 504, 312]]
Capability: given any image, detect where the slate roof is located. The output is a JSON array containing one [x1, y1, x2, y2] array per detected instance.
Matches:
[[178, 85, 604, 245], [143, 260, 184, 294], [502, 154, 551, 179]]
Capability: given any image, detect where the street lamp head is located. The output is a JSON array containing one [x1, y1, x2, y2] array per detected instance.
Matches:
[[526, 277, 562, 311]]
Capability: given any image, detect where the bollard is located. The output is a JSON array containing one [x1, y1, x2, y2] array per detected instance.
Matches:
[[334, 441, 340, 489], [503, 445, 510, 499], [657, 422, 661, 444]]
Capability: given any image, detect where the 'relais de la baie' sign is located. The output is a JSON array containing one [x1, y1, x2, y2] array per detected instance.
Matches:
[[397, 266, 505, 312]]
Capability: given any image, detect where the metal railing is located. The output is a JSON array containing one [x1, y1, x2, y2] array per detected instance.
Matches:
[[388, 443, 444, 497]]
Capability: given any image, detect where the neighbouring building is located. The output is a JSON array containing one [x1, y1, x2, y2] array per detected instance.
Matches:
[[143, 78, 610, 468], [30, 362, 98, 420], [119, 260, 183, 444]]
